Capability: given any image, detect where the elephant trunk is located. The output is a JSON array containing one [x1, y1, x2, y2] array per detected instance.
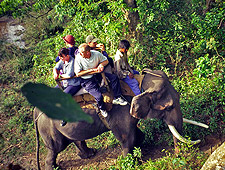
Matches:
[[168, 125, 201, 145], [183, 118, 209, 129]]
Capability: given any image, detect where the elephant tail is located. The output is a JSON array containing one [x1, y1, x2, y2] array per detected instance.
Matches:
[[34, 107, 41, 170]]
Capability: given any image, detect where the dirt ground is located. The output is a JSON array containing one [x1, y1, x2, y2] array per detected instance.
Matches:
[[4, 134, 224, 170]]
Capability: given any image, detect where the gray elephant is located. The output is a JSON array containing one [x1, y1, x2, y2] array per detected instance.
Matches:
[[34, 68, 208, 170], [34, 103, 144, 170], [130, 69, 208, 151]]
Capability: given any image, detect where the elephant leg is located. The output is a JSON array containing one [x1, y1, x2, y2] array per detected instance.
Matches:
[[41, 132, 70, 169], [135, 127, 145, 147], [121, 132, 137, 157], [74, 141, 96, 159], [112, 127, 136, 157], [45, 149, 58, 170], [121, 127, 144, 156]]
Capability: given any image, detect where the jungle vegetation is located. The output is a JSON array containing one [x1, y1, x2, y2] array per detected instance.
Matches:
[[0, 0, 224, 169]]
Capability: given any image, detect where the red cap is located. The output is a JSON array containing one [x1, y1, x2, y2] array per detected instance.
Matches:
[[63, 35, 75, 45]]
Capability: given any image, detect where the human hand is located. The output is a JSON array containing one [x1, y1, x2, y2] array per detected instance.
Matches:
[[128, 73, 134, 79], [96, 43, 105, 51], [54, 73, 59, 80], [96, 64, 104, 72]]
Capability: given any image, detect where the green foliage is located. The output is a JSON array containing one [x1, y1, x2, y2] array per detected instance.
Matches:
[[21, 82, 93, 123], [193, 54, 216, 78], [143, 143, 207, 170], [0, 0, 59, 17], [172, 56, 225, 138], [87, 131, 119, 150], [138, 119, 173, 146], [108, 144, 207, 170], [109, 147, 143, 170], [133, 0, 225, 74]]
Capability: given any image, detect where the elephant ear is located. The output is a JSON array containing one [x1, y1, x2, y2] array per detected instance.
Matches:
[[130, 88, 174, 119], [130, 91, 153, 119]]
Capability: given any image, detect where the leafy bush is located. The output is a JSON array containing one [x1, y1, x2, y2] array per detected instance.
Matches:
[[87, 131, 119, 150], [142, 143, 207, 170], [109, 147, 143, 170], [138, 119, 172, 146]]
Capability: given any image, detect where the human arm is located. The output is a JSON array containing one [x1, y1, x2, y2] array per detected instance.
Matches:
[[128, 72, 134, 79], [53, 61, 63, 80], [55, 56, 60, 62], [96, 60, 109, 72], [114, 59, 130, 79], [96, 43, 106, 52], [76, 59, 108, 77], [53, 67, 60, 80], [76, 69, 97, 77]]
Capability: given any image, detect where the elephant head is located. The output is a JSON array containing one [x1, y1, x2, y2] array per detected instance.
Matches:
[[130, 69, 208, 145], [130, 69, 176, 120]]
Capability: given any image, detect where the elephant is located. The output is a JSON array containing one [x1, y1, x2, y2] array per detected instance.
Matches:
[[129, 68, 208, 151], [34, 68, 208, 170], [34, 103, 144, 170]]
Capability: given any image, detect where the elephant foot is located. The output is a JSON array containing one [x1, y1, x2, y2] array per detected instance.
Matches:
[[45, 163, 58, 170], [78, 148, 96, 159]]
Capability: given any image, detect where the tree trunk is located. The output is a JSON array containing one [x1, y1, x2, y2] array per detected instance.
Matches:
[[123, 0, 140, 41], [203, 0, 216, 15]]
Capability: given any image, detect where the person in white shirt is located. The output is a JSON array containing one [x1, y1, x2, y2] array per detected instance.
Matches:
[[74, 43, 127, 118]]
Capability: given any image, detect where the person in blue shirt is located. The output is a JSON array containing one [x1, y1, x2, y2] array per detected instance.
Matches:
[[53, 47, 81, 126]]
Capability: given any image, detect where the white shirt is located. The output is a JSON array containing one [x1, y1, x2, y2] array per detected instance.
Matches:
[[74, 50, 107, 79]]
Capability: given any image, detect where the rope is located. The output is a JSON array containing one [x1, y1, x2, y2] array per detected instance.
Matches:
[[35, 112, 43, 122]]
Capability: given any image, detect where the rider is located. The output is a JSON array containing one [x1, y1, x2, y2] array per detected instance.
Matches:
[[114, 39, 141, 96], [53, 47, 81, 126], [86, 35, 114, 73], [55, 35, 78, 62], [74, 43, 127, 118]]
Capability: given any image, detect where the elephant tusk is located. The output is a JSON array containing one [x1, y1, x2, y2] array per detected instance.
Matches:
[[183, 118, 209, 129], [168, 125, 201, 145]]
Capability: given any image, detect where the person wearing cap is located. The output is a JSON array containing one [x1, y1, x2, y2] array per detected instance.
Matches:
[[74, 43, 128, 118], [55, 35, 79, 62], [114, 39, 141, 96], [53, 47, 81, 126], [86, 35, 114, 73]]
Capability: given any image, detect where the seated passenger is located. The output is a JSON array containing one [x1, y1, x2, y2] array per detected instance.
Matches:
[[53, 47, 81, 126], [86, 35, 114, 73], [55, 35, 78, 62], [74, 43, 127, 118], [114, 40, 141, 96]]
